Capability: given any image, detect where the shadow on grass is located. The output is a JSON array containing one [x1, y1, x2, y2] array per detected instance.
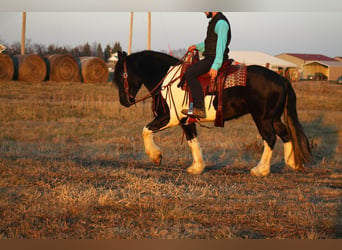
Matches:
[[304, 115, 339, 164], [304, 115, 341, 238], [203, 114, 340, 176]]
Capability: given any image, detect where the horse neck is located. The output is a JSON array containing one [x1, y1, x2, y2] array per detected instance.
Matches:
[[128, 52, 176, 93]]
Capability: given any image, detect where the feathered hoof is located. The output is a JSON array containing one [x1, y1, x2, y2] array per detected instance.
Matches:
[[285, 159, 305, 172], [151, 154, 162, 166], [288, 164, 305, 172], [250, 166, 270, 177], [187, 165, 205, 175]]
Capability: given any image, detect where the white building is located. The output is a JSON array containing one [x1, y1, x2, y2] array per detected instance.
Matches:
[[0, 44, 6, 53], [229, 51, 297, 71]]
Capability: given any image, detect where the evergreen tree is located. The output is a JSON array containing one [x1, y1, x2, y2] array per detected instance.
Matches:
[[104, 44, 112, 62], [70, 46, 81, 58], [96, 43, 104, 59], [82, 42, 91, 57], [112, 41, 122, 53]]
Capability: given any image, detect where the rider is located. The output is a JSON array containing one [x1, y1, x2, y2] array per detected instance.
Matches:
[[181, 12, 231, 119]]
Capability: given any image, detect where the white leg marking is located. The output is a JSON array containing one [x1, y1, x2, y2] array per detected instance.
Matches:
[[284, 141, 300, 170], [251, 140, 273, 177], [284, 141, 295, 168], [186, 138, 205, 175], [142, 127, 162, 165]]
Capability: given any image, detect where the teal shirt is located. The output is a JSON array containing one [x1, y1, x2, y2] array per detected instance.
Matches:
[[195, 19, 229, 71]]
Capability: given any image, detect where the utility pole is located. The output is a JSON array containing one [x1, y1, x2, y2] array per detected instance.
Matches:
[[128, 12, 152, 54], [147, 12, 151, 50], [21, 12, 26, 55], [128, 12, 133, 55]]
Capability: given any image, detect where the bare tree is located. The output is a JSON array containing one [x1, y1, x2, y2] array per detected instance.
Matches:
[[32, 43, 47, 56], [7, 42, 21, 56]]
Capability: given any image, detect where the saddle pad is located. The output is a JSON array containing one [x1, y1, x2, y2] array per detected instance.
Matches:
[[224, 64, 247, 89]]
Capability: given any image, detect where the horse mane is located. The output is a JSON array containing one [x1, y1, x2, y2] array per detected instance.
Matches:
[[113, 50, 182, 89], [130, 50, 182, 66]]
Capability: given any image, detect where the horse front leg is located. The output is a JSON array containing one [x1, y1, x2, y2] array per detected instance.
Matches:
[[187, 137, 205, 175], [182, 123, 205, 175], [142, 113, 171, 165], [142, 126, 162, 165]]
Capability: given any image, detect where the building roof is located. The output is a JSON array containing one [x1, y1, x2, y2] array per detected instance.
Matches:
[[0, 44, 6, 53], [107, 52, 118, 63], [229, 51, 297, 68], [304, 60, 342, 67], [280, 53, 336, 61]]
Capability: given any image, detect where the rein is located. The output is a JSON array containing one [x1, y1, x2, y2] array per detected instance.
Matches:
[[122, 51, 214, 145], [122, 52, 192, 106]]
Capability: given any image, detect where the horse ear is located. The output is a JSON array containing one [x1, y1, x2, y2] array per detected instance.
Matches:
[[117, 51, 123, 61], [117, 51, 127, 61]]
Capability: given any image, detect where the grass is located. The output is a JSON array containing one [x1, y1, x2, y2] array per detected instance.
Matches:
[[0, 80, 341, 239]]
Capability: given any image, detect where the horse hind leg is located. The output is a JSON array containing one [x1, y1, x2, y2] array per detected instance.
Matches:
[[251, 118, 276, 177], [273, 119, 302, 171], [251, 140, 273, 177], [284, 141, 300, 170]]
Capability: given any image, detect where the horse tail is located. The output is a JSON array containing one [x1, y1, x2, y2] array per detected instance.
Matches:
[[283, 78, 312, 166]]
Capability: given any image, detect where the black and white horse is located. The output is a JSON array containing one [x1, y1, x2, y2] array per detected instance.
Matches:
[[113, 50, 312, 176]]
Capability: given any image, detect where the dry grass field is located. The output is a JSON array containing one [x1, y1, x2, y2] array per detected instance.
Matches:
[[0, 79, 341, 239]]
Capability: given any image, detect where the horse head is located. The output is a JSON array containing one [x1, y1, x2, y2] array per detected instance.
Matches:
[[113, 51, 143, 107]]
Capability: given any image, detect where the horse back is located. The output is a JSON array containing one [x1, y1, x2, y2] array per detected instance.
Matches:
[[246, 65, 286, 91]]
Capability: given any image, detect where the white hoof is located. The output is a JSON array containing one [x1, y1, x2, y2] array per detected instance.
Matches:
[[187, 163, 205, 175], [251, 140, 272, 177], [250, 165, 270, 177], [146, 149, 162, 165], [288, 163, 305, 172], [284, 141, 305, 171], [186, 138, 205, 175], [143, 126, 162, 165]]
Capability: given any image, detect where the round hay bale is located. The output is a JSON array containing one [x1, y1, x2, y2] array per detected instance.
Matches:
[[13, 54, 46, 82], [79, 57, 109, 83], [44, 54, 80, 82], [0, 54, 14, 82]]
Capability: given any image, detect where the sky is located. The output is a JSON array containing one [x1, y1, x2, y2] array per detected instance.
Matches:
[[1, 7, 342, 57]]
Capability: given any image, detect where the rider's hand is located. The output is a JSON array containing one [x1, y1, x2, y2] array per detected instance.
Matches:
[[188, 45, 197, 51], [209, 68, 218, 79]]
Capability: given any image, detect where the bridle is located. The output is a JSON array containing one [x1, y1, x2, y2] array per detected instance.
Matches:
[[120, 50, 213, 135], [122, 60, 136, 105]]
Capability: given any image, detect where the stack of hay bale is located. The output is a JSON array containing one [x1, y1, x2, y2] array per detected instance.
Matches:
[[0, 51, 109, 84]]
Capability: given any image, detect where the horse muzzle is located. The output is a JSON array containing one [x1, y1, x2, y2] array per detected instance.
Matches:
[[119, 94, 135, 107]]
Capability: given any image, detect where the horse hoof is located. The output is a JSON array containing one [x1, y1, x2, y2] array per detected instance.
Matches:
[[158, 155, 163, 166], [250, 167, 270, 177], [152, 154, 162, 166], [187, 166, 204, 175], [289, 164, 305, 172]]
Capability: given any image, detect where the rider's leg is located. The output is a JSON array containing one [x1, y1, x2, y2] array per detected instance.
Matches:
[[182, 57, 215, 118]]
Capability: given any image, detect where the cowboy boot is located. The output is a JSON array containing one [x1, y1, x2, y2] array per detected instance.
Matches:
[[181, 107, 206, 119]]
